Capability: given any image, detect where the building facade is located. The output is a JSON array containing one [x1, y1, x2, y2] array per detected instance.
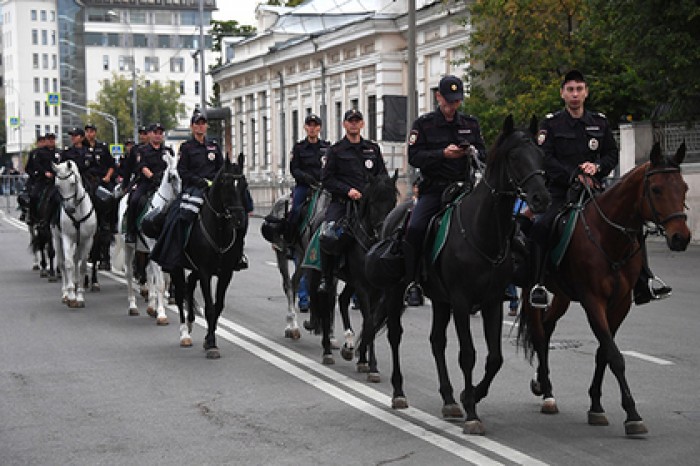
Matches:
[[211, 0, 472, 207]]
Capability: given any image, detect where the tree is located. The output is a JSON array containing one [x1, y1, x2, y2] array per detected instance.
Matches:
[[87, 74, 184, 143], [461, 0, 700, 142], [210, 20, 256, 67]]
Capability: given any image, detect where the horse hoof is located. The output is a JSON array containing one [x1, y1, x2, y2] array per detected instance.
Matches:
[[340, 345, 354, 361], [206, 348, 221, 359], [392, 397, 409, 409], [541, 398, 559, 414], [587, 411, 609, 426], [76, 301, 85, 308], [40, 270, 48, 278], [146, 307, 157, 318], [48, 274, 57, 283], [530, 378, 543, 396], [285, 328, 301, 340], [367, 372, 381, 383], [91, 284, 100, 292], [62, 296, 69, 304], [442, 403, 464, 419], [32, 265, 40, 271], [180, 338, 193, 347], [128, 308, 139, 316], [463, 420, 485, 435], [156, 317, 169, 326], [624, 420, 648, 436], [322, 354, 335, 365]]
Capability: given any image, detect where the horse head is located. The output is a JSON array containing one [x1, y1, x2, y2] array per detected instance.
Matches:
[[484, 115, 551, 214], [359, 169, 399, 237], [642, 142, 690, 251], [52, 160, 83, 216], [210, 154, 248, 230], [159, 151, 181, 200]]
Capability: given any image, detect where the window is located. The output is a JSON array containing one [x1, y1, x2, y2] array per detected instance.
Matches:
[[194, 81, 199, 96], [179, 81, 185, 95], [130, 11, 147, 24], [51, 54, 57, 69], [292, 110, 299, 143], [119, 56, 131, 71], [43, 78, 49, 93], [44, 102, 50, 116], [35, 101, 41, 116], [51, 30, 56, 45], [41, 30, 47, 45], [35, 125, 42, 138], [250, 118, 257, 167], [52, 78, 58, 93], [144, 56, 159, 72], [103, 55, 109, 71], [154, 12, 172, 25], [31, 10, 37, 21], [42, 53, 48, 69], [193, 56, 199, 73], [33, 53, 39, 69], [368, 95, 377, 141], [170, 57, 184, 73], [34, 78, 40, 93], [335, 102, 342, 139], [50, 11, 55, 22], [32, 30, 38, 45], [40, 10, 47, 21], [45, 125, 51, 134], [263, 116, 269, 166], [158, 35, 170, 48]]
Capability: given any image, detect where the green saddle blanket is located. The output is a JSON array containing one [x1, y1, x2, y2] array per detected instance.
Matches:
[[550, 208, 580, 268], [430, 192, 467, 263], [301, 225, 322, 271]]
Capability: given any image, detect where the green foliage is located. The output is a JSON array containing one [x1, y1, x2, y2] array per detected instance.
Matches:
[[462, 0, 700, 142], [88, 74, 184, 143]]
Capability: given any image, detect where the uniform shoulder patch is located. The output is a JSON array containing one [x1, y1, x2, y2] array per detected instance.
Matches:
[[545, 113, 555, 119], [595, 111, 607, 119], [536, 129, 547, 146], [408, 130, 419, 145]]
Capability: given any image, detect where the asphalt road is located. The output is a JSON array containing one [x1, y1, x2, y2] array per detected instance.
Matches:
[[1, 211, 699, 465]]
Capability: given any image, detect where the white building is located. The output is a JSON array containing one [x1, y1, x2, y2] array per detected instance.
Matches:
[[1, 0, 218, 166], [211, 0, 472, 206], [1, 0, 62, 161]]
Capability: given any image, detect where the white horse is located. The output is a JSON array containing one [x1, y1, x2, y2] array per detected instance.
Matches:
[[51, 160, 98, 308], [113, 151, 180, 324]]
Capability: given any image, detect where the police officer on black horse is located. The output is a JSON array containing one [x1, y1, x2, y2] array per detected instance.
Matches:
[[404, 75, 487, 304], [30, 133, 62, 225], [119, 125, 149, 193], [21, 134, 47, 223]]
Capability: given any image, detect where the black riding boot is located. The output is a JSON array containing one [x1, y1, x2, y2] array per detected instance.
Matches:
[[403, 240, 424, 306], [318, 252, 335, 294], [633, 239, 671, 305], [529, 242, 549, 308]]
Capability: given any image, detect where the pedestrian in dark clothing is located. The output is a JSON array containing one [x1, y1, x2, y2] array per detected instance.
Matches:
[[404, 75, 487, 303], [317, 108, 388, 292]]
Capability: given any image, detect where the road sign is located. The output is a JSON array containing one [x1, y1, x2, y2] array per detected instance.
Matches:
[[8, 117, 19, 127], [47, 93, 60, 106], [109, 144, 124, 161]]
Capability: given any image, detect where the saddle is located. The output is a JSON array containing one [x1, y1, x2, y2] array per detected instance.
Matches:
[[427, 182, 473, 264]]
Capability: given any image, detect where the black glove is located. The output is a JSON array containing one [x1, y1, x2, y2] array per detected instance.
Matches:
[[196, 177, 209, 189]]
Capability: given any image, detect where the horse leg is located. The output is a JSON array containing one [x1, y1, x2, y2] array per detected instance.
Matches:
[[451, 302, 482, 434], [171, 268, 191, 347], [338, 283, 355, 361], [75, 245, 91, 308], [585, 297, 646, 436], [63, 239, 78, 307], [90, 258, 100, 292], [39, 248, 48, 277], [430, 301, 463, 419], [124, 244, 139, 316], [385, 285, 409, 409], [151, 264, 169, 325], [279, 249, 300, 339], [198, 273, 219, 359], [473, 301, 505, 403], [318, 281, 336, 365], [209, 269, 234, 357], [356, 290, 380, 383]]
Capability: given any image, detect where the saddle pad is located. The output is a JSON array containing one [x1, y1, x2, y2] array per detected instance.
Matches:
[[550, 208, 579, 268], [298, 190, 317, 234], [430, 192, 467, 264], [301, 225, 322, 271]]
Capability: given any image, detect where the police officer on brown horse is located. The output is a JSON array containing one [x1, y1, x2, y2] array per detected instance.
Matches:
[[404, 75, 487, 303]]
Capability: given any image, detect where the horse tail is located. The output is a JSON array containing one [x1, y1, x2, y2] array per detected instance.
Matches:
[[516, 293, 538, 364]]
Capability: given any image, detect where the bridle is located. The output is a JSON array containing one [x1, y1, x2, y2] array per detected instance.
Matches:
[[643, 165, 687, 232], [55, 166, 94, 225], [197, 172, 247, 254], [481, 135, 546, 200]]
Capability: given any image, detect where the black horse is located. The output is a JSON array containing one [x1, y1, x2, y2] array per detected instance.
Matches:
[[375, 116, 551, 434], [307, 171, 398, 378], [29, 187, 57, 281], [172, 154, 249, 359]]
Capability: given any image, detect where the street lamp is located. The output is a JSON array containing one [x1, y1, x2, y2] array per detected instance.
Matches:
[[107, 10, 138, 142]]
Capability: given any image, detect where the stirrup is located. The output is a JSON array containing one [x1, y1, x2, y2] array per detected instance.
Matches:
[[529, 284, 549, 309], [404, 282, 424, 303], [649, 276, 672, 300]]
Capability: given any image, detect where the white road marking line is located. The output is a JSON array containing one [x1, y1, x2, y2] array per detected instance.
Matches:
[[1, 211, 28, 231], [621, 350, 674, 366], [104, 270, 545, 465]]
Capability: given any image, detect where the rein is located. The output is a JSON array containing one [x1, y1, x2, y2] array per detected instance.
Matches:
[[196, 174, 246, 255], [56, 170, 95, 229]]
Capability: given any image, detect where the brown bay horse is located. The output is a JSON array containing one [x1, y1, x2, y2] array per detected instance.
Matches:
[[518, 142, 690, 436]]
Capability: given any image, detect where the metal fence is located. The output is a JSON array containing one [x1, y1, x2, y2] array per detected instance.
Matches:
[[658, 122, 700, 162], [0, 175, 27, 213]]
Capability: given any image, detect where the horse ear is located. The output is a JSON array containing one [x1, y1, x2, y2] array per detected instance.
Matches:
[[392, 169, 399, 183], [674, 141, 686, 165], [237, 152, 245, 167], [650, 142, 663, 166], [52, 162, 58, 172], [529, 115, 538, 136], [504, 114, 514, 134]]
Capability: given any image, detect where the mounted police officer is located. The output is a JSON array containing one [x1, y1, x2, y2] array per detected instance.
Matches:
[[527, 70, 662, 307], [404, 75, 487, 303], [125, 123, 172, 243], [318, 108, 388, 293], [61, 127, 87, 169], [119, 126, 149, 192], [21, 134, 47, 223], [30, 133, 62, 224], [151, 111, 224, 272], [288, 113, 329, 242]]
